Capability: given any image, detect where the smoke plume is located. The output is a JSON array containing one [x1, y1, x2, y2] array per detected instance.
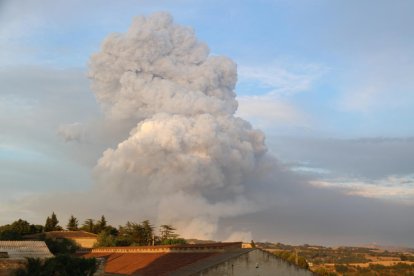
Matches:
[[90, 13, 268, 239]]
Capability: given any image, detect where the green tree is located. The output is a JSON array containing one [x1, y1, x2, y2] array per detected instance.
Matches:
[[335, 264, 349, 273], [0, 219, 43, 240], [400, 254, 408, 261], [10, 219, 31, 234], [141, 220, 154, 245], [81, 219, 95, 233], [159, 224, 177, 241], [94, 215, 107, 233], [44, 212, 61, 232], [159, 224, 186, 245], [0, 229, 22, 240], [67, 215, 79, 231], [161, 238, 187, 245], [15, 255, 97, 276], [44, 237, 79, 255], [95, 230, 116, 247], [116, 221, 156, 246]]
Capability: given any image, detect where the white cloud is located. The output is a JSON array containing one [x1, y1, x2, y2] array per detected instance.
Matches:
[[238, 62, 327, 96], [234, 61, 325, 130], [311, 174, 414, 204], [236, 95, 310, 128]]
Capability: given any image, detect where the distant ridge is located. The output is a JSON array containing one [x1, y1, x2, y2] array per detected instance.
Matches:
[[357, 243, 414, 253]]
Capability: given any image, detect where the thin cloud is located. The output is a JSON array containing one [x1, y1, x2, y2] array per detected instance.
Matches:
[[311, 174, 414, 204], [238, 62, 327, 96], [236, 95, 310, 128]]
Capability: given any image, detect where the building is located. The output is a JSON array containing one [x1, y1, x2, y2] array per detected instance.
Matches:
[[0, 241, 53, 275], [44, 231, 98, 248], [83, 242, 313, 276], [25, 231, 98, 249]]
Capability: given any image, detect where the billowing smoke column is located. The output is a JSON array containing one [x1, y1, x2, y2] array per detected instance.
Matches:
[[90, 13, 267, 239]]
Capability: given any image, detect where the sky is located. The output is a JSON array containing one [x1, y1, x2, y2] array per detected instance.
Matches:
[[1, 0, 414, 247]]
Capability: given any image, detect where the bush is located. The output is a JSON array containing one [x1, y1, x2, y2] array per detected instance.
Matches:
[[314, 267, 337, 276], [161, 238, 187, 245], [15, 255, 97, 276], [335, 264, 348, 273], [44, 238, 78, 255]]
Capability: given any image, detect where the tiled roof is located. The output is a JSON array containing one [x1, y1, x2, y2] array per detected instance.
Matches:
[[170, 249, 253, 276], [0, 241, 53, 259], [45, 231, 97, 239], [83, 252, 218, 276], [91, 242, 242, 253], [81, 243, 246, 275]]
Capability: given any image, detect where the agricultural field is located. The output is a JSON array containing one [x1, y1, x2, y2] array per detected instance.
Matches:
[[257, 242, 414, 275]]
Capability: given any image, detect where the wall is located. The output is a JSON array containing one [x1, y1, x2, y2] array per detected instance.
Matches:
[[73, 238, 97, 249], [200, 249, 313, 276]]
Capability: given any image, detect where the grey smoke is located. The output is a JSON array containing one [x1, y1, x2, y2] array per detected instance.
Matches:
[[57, 122, 86, 142], [89, 13, 269, 239]]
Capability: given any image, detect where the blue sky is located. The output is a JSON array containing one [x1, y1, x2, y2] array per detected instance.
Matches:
[[1, 0, 414, 246]]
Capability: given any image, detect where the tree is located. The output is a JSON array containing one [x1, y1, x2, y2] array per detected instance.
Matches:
[[161, 238, 187, 245], [95, 230, 116, 247], [159, 224, 185, 245], [159, 224, 177, 241], [335, 264, 349, 273], [44, 237, 78, 255], [15, 255, 97, 276], [94, 215, 107, 233], [67, 215, 79, 231], [81, 219, 95, 233], [116, 220, 156, 246], [141, 220, 154, 246], [0, 219, 43, 240], [250, 240, 256, 248], [44, 212, 61, 232], [10, 219, 31, 234], [0, 230, 21, 240]]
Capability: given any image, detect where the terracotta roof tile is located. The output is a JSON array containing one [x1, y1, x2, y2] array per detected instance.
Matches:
[[83, 252, 217, 275], [93, 242, 241, 251]]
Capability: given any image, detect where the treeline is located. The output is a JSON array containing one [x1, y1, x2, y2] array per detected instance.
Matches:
[[313, 262, 414, 276], [272, 250, 309, 269], [0, 212, 186, 247]]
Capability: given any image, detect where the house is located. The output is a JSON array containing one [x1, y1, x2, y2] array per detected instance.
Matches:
[[43, 231, 98, 248], [25, 231, 98, 249], [82, 242, 313, 276]]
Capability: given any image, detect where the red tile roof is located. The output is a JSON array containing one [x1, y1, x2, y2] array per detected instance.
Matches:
[[91, 242, 242, 253], [83, 252, 217, 276], [81, 243, 243, 275]]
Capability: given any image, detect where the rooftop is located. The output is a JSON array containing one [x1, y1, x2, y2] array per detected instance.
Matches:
[[83, 252, 219, 275], [45, 230, 97, 239], [82, 242, 249, 276], [0, 241, 53, 259], [90, 242, 242, 254], [25, 230, 97, 240]]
